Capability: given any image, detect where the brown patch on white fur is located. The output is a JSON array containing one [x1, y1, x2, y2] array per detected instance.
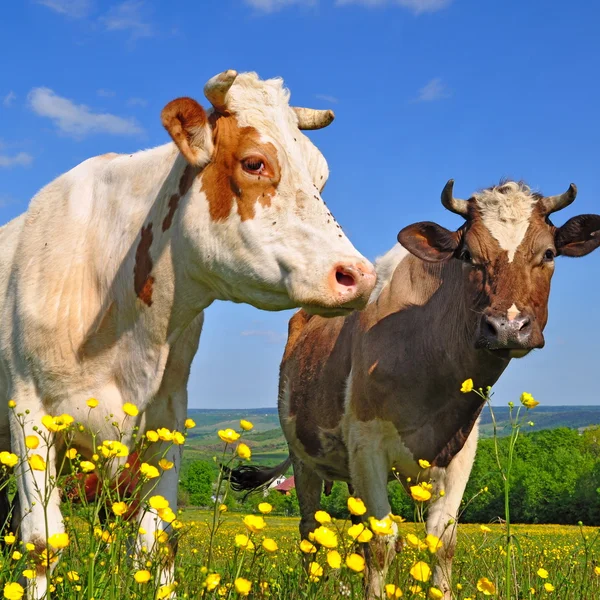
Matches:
[[162, 165, 197, 232], [134, 223, 154, 306]]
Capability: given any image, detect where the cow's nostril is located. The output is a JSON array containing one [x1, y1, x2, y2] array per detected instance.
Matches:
[[483, 317, 499, 338], [517, 316, 531, 332], [335, 270, 356, 288]]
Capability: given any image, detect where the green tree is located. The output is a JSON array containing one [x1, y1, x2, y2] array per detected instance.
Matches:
[[181, 460, 215, 507]]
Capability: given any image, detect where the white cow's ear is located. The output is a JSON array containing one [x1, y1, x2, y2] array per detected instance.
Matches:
[[161, 97, 213, 166]]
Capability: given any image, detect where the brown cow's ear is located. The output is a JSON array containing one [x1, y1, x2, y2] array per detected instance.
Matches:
[[555, 214, 600, 257], [398, 222, 460, 263], [161, 97, 213, 166]]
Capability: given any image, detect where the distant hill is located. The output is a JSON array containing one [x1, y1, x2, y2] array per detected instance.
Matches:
[[182, 405, 600, 467]]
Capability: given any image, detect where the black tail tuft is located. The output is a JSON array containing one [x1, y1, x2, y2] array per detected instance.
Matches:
[[223, 456, 292, 497]]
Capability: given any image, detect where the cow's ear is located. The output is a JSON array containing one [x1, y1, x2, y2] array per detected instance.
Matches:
[[398, 222, 460, 263], [555, 214, 600, 257], [161, 97, 213, 166]]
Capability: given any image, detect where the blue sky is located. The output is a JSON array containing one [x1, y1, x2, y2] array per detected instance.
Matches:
[[1, 0, 599, 408]]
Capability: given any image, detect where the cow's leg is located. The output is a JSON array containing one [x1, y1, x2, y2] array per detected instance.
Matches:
[[349, 439, 396, 600], [9, 390, 64, 599], [426, 422, 479, 599], [290, 452, 322, 542]]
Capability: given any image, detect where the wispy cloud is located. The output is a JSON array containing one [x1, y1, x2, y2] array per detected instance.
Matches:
[[35, 0, 93, 18], [0, 152, 33, 168], [101, 1, 153, 38], [414, 77, 451, 102], [336, 0, 451, 13], [97, 88, 116, 98], [241, 330, 287, 344], [2, 91, 16, 107], [127, 97, 148, 107], [28, 88, 144, 138], [315, 94, 339, 104], [243, 0, 317, 13]]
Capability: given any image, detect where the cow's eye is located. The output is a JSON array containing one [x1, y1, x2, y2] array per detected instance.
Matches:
[[543, 249, 555, 262], [459, 248, 472, 263], [242, 157, 266, 174]]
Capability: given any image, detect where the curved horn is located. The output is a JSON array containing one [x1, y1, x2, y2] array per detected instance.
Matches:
[[540, 183, 577, 215], [204, 70, 238, 112], [292, 107, 335, 130], [441, 179, 469, 217]]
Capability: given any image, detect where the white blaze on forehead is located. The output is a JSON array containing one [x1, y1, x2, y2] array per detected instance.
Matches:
[[474, 182, 538, 263], [507, 303, 520, 321]]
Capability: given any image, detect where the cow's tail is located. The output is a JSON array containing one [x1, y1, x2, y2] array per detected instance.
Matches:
[[224, 456, 292, 497]]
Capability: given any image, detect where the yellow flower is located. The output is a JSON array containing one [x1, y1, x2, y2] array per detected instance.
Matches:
[[7, 400, 16, 409], [418, 459, 431, 469], [234, 534, 255, 551], [408, 586, 422, 595], [346, 553, 366, 572], [237, 443, 251, 460], [347, 496, 367, 516], [112, 502, 128, 516], [234, 577, 252, 596], [158, 458, 174, 470], [22, 570, 35, 580], [262, 538, 278, 552], [41, 414, 74, 432], [184, 418, 196, 429], [205, 574, 220, 591], [410, 485, 432, 502], [537, 568, 548, 579], [100, 440, 128, 458], [410, 561, 432, 583], [308, 561, 323, 581], [172, 431, 185, 445], [3, 582, 24, 600], [595, 566, 600, 576], [11, 551, 22, 560], [313, 526, 338, 548], [157, 428, 173, 442], [86, 398, 99, 408], [25, 435, 39, 450], [28, 454, 46, 471], [123, 403, 139, 417], [134, 570, 151, 584], [48, 532, 69, 549], [139, 463, 159, 479], [0, 452, 18, 468], [460, 378, 474, 393], [314, 510, 331, 524], [385, 584, 403, 598], [406, 533, 425, 550], [258, 502, 272, 514], [146, 430, 159, 442], [544, 583, 555, 593], [219, 504, 228, 512], [158, 507, 176, 523], [520, 392, 539, 409], [428, 588, 443, 599], [369, 516, 394, 536], [240, 419, 254, 431], [149, 495, 170, 510], [327, 550, 342, 569], [480, 525, 492, 533], [157, 585, 174, 599], [300, 539, 317, 554], [4, 533, 15, 545], [154, 530, 168, 544], [243, 514, 266, 534], [425, 534, 442, 554], [66, 571, 79, 582], [348, 523, 373, 543], [80, 461, 95, 473], [218, 428, 240, 443], [476, 577, 496, 595], [390, 513, 406, 524], [65, 448, 77, 459]]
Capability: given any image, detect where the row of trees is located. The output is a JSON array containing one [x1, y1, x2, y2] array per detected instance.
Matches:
[[179, 427, 600, 525]]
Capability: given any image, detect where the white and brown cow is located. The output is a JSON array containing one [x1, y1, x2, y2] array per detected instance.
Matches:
[[0, 70, 376, 597], [231, 180, 600, 598]]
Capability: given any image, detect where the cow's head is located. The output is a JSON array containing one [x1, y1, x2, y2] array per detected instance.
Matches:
[[399, 180, 600, 358], [160, 70, 375, 315]]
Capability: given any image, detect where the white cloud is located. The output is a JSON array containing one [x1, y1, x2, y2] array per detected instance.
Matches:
[[336, 0, 451, 13], [315, 94, 339, 104], [35, 0, 93, 18], [244, 0, 316, 13], [102, 1, 153, 38], [0, 152, 33, 168], [97, 88, 116, 98], [127, 97, 148, 107], [414, 77, 451, 102], [3, 91, 16, 107], [28, 87, 144, 138], [241, 330, 287, 344]]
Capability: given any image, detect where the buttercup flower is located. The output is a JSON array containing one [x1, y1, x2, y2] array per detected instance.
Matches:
[[410, 562, 432, 583], [348, 497, 367, 516], [157, 428, 173, 442], [22, 570, 35, 580], [4, 534, 15, 544], [25, 436, 39, 450], [406, 533, 427, 550], [65, 448, 77, 459], [3, 582, 24, 600], [41, 414, 74, 432], [308, 562, 323, 581], [428, 588, 443, 599], [123, 403, 139, 417], [327, 550, 342, 569], [348, 523, 373, 543], [0, 452, 18, 468], [100, 440, 128, 458], [28, 454, 46, 471], [262, 538, 278, 552], [243, 514, 266, 533], [149, 496, 170, 511], [80, 461, 95, 473], [234, 578, 252, 596], [146, 430, 159, 442], [460, 378, 474, 393], [158, 458, 174, 470], [48, 532, 69, 549], [86, 398, 99, 408], [112, 502, 128, 517], [537, 568, 548, 579], [313, 526, 338, 548], [184, 418, 196, 429], [544, 583, 555, 593], [134, 570, 151, 584], [140, 463, 159, 479], [418, 459, 431, 469], [476, 577, 496, 595], [425, 534, 442, 554], [346, 553, 366, 572], [218, 429, 240, 443], [258, 502, 272, 514], [237, 443, 251, 460], [385, 584, 403, 598], [158, 508, 176, 523], [172, 431, 185, 445], [300, 539, 317, 554], [66, 571, 79, 582], [205, 574, 220, 591], [7, 400, 16, 409], [520, 392, 539, 409], [480, 525, 492, 533], [410, 484, 432, 502], [240, 419, 254, 431], [314, 510, 331, 524], [369, 516, 394, 536], [235, 535, 255, 551]]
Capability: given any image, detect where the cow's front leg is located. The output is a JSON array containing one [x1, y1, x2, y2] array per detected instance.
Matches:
[[348, 429, 397, 600], [290, 452, 322, 542], [9, 389, 64, 599], [426, 422, 479, 599]]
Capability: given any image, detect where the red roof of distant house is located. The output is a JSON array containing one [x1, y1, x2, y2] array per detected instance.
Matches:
[[273, 476, 295, 492]]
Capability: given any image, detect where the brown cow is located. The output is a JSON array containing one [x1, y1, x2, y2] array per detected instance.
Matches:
[[231, 180, 600, 598]]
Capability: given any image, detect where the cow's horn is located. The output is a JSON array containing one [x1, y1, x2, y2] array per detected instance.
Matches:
[[204, 70, 238, 112], [441, 179, 469, 217], [540, 183, 577, 215], [292, 107, 335, 130]]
